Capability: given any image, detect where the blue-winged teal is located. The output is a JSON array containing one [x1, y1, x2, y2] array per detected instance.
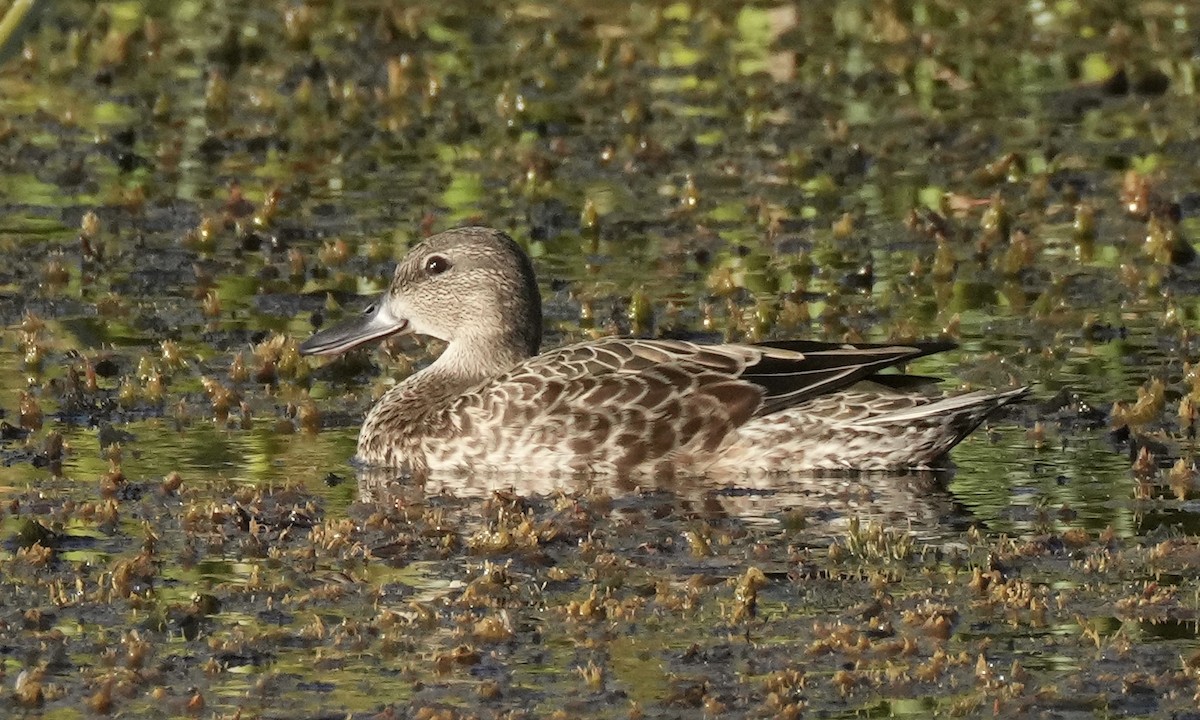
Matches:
[[300, 226, 1028, 476]]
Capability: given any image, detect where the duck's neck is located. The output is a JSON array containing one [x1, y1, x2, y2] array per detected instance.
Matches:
[[379, 330, 534, 416], [426, 332, 533, 388]]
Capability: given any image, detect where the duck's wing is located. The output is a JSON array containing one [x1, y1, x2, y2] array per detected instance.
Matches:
[[492, 338, 950, 415], [518, 338, 953, 416], [448, 339, 762, 468], [444, 338, 954, 470], [736, 339, 955, 415]]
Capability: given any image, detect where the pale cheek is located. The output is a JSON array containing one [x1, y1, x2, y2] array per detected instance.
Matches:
[[406, 313, 452, 341], [401, 296, 464, 342]]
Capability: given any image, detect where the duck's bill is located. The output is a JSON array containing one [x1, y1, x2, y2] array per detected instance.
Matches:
[[298, 300, 410, 356]]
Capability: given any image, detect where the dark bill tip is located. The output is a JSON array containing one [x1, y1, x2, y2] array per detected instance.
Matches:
[[298, 300, 409, 356]]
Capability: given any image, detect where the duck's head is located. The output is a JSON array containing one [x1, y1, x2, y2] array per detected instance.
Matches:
[[298, 227, 542, 365]]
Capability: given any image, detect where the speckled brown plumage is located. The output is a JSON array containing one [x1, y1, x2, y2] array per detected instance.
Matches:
[[300, 226, 1028, 478]]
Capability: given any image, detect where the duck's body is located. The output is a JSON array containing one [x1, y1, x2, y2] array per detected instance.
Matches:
[[300, 227, 1027, 477]]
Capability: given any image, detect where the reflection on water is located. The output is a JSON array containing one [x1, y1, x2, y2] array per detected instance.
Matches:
[[950, 429, 1139, 536], [357, 463, 965, 540]]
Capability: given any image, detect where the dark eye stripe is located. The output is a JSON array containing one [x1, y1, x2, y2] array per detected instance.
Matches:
[[425, 255, 450, 275]]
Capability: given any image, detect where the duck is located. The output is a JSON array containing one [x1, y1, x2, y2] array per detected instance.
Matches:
[[299, 226, 1028, 477]]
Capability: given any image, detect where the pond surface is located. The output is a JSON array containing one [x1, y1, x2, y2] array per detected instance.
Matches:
[[1, 0, 1200, 717]]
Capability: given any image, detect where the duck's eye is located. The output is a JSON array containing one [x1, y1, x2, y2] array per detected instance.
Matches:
[[424, 255, 451, 275]]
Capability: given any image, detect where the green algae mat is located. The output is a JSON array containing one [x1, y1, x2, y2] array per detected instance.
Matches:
[[1, 1, 1200, 717]]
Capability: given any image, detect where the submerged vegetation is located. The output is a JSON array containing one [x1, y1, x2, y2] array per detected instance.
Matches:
[[1, 0, 1200, 716]]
